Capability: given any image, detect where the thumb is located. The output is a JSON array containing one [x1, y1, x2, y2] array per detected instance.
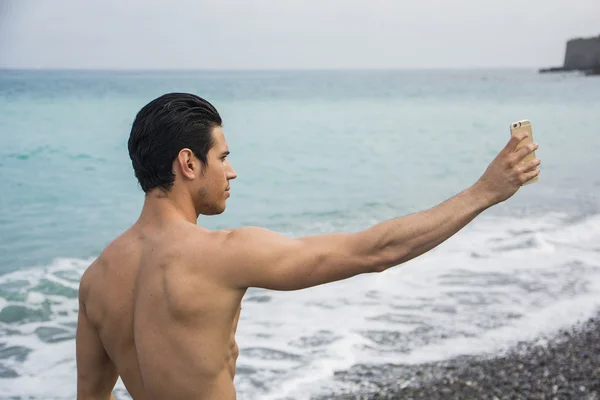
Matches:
[[503, 131, 529, 154]]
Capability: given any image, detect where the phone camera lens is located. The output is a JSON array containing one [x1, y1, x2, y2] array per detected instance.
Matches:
[[513, 123, 518, 128]]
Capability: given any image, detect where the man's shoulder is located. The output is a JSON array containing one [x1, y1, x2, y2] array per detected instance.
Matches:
[[78, 230, 134, 298], [216, 226, 273, 243], [185, 225, 268, 251], [78, 256, 103, 303], [181, 226, 275, 277]]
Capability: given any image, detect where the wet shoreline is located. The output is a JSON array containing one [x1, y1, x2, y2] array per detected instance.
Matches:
[[318, 314, 600, 399]]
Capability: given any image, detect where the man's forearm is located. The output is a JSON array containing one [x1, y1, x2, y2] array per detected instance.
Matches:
[[359, 184, 494, 271]]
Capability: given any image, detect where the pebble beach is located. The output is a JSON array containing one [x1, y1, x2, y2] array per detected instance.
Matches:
[[321, 314, 600, 400]]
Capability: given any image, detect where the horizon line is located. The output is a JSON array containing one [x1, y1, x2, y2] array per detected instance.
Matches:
[[0, 66, 548, 72]]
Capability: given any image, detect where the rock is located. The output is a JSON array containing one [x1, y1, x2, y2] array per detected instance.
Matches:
[[539, 34, 600, 73]]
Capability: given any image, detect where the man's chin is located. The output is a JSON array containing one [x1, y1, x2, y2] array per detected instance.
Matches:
[[214, 207, 226, 215], [199, 203, 226, 216]]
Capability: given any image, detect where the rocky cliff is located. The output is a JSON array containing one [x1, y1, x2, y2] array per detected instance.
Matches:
[[563, 35, 600, 70], [540, 34, 600, 74]]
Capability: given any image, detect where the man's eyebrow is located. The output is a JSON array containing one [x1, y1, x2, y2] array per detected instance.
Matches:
[[221, 150, 230, 157]]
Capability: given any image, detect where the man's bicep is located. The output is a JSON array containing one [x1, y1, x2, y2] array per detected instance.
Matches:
[[76, 300, 118, 400], [226, 227, 373, 290]]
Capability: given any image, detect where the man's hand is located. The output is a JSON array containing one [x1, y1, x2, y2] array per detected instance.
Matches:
[[474, 131, 541, 204]]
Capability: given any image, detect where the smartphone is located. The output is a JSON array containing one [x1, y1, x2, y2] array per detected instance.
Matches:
[[510, 119, 538, 185]]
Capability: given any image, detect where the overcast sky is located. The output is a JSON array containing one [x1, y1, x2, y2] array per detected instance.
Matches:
[[0, 0, 598, 69]]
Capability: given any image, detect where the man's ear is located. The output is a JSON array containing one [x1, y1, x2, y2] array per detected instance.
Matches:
[[176, 149, 197, 179]]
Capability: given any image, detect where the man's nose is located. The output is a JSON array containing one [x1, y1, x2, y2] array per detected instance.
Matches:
[[227, 166, 238, 180]]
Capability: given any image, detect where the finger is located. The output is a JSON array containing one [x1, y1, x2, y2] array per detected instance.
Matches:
[[520, 158, 541, 173], [514, 142, 539, 162], [520, 168, 540, 185], [504, 131, 529, 153]]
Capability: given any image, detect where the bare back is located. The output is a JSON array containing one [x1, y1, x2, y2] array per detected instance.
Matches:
[[78, 220, 245, 400]]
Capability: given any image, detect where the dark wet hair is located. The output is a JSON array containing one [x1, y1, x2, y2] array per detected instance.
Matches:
[[128, 93, 222, 193]]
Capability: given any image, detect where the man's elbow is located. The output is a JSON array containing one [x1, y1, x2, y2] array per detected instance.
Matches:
[[77, 377, 116, 400], [369, 258, 392, 273], [368, 246, 411, 273], [77, 390, 116, 400]]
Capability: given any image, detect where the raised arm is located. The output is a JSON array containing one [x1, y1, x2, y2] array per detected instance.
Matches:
[[225, 132, 540, 291]]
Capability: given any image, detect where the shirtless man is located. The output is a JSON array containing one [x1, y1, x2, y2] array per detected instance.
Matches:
[[76, 93, 541, 400]]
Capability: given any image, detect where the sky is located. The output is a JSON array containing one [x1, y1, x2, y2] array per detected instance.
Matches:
[[0, 0, 598, 69]]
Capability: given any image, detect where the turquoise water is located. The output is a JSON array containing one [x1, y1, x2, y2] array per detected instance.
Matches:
[[1, 70, 600, 399], [1, 70, 599, 273]]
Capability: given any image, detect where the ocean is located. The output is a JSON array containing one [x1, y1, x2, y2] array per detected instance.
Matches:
[[0, 69, 599, 399]]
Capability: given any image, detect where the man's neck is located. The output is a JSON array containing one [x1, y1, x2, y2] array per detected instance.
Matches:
[[138, 189, 199, 226]]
